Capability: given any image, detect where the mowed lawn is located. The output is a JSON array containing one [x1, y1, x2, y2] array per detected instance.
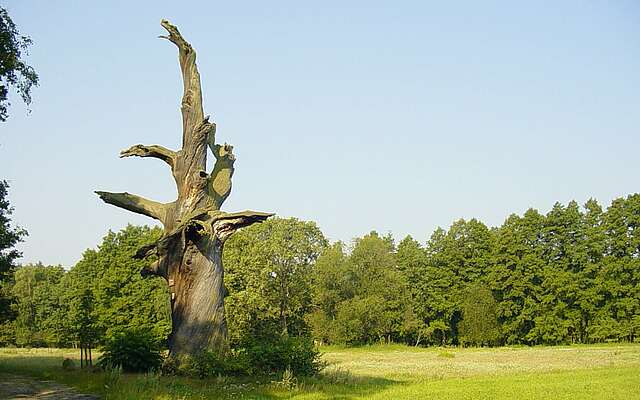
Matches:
[[1, 344, 639, 399]]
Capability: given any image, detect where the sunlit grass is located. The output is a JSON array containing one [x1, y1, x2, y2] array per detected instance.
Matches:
[[321, 343, 640, 380], [1, 344, 639, 399]]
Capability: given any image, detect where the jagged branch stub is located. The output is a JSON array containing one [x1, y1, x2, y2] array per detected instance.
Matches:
[[120, 144, 177, 169], [95, 191, 167, 223], [159, 19, 212, 161]]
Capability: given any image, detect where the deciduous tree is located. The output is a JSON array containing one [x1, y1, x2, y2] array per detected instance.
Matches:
[[0, 7, 38, 121], [224, 218, 326, 344], [0, 180, 26, 345]]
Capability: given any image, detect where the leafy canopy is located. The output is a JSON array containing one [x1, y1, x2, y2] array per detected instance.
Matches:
[[0, 7, 38, 121]]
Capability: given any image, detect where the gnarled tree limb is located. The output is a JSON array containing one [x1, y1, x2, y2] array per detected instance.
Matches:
[[95, 191, 167, 223], [212, 210, 274, 242], [209, 143, 235, 208], [97, 19, 274, 357], [159, 19, 207, 161], [139, 226, 186, 280], [120, 144, 177, 168]]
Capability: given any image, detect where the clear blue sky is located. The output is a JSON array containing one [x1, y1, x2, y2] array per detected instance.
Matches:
[[2, 1, 639, 267]]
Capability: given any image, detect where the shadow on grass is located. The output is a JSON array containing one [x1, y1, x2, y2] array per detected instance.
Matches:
[[0, 354, 107, 396], [289, 375, 401, 400], [118, 373, 402, 400], [0, 354, 403, 400]]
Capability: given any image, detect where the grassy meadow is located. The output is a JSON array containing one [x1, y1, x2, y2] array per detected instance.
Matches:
[[1, 344, 639, 399]]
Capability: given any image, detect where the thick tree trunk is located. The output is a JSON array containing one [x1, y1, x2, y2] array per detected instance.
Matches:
[[168, 237, 227, 355], [96, 20, 272, 358]]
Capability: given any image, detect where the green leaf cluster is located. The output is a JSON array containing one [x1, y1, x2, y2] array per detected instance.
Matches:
[[310, 232, 415, 345], [3, 194, 640, 349], [97, 328, 163, 373], [224, 217, 327, 344], [3, 225, 171, 348], [0, 7, 39, 121]]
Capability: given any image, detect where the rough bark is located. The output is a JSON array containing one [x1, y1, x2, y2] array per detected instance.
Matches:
[[96, 19, 272, 358]]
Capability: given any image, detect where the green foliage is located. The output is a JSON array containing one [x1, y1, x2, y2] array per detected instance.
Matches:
[[224, 217, 327, 344], [178, 350, 250, 378], [311, 232, 415, 345], [0, 181, 26, 280], [242, 336, 323, 376], [11, 263, 65, 347], [0, 7, 39, 121], [5, 225, 171, 349], [4, 191, 640, 353], [175, 336, 322, 378], [62, 358, 76, 371], [0, 180, 26, 345], [97, 329, 163, 373], [307, 195, 640, 347], [458, 284, 501, 346], [334, 296, 386, 344], [78, 225, 171, 344]]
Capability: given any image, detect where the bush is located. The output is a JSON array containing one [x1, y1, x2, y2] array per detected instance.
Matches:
[[62, 358, 76, 370], [174, 336, 323, 378], [159, 355, 179, 376], [243, 336, 323, 376], [97, 329, 163, 373], [458, 284, 501, 347], [178, 349, 250, 378]]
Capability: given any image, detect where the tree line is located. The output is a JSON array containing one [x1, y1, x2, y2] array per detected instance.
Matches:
[[1, 193, 639, 348]]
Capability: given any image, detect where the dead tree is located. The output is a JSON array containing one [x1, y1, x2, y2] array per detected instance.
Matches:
[[96, 20, 272, 357]]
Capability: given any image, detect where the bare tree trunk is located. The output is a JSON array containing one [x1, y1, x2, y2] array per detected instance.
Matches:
[[96, 20, 272, 358], [168, 237, 227, 354]]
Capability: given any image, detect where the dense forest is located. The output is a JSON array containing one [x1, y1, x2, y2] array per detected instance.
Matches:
[[1, 192, 639, 349]]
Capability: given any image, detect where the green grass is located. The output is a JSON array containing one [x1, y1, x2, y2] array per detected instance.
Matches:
[[1, 344, 639, 399]]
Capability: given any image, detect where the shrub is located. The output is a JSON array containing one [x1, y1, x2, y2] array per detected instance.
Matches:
[[174, 336, 322, 378], [275, 368, 298, 390], [243, 336, 323, 376], [97, 329, 163, 373], [178, 349, 250, 378], [62, 358, 76, 370], [160, 355, 179, 376], [458, 284, 501, 347]]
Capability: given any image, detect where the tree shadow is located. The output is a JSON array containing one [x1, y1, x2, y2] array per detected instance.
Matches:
[[288, 374, 402, 400], [0, 354, 65, 375], [166, 373, 402, 400], [0, 351, 404, 399]]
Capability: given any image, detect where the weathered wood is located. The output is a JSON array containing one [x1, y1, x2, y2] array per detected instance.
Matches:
[[210, 144, 235, 209], [94, 191, 167, 223], [96, 19, 273, 358], [120, 144, 177, 168]]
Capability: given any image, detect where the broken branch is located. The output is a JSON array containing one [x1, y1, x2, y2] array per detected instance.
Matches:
[[209, 143, 235, 209], [212, 210, 274, 242], [120, 144, 177, 168], [160, 19, 205, 157], [95, 191, 167, 223]]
